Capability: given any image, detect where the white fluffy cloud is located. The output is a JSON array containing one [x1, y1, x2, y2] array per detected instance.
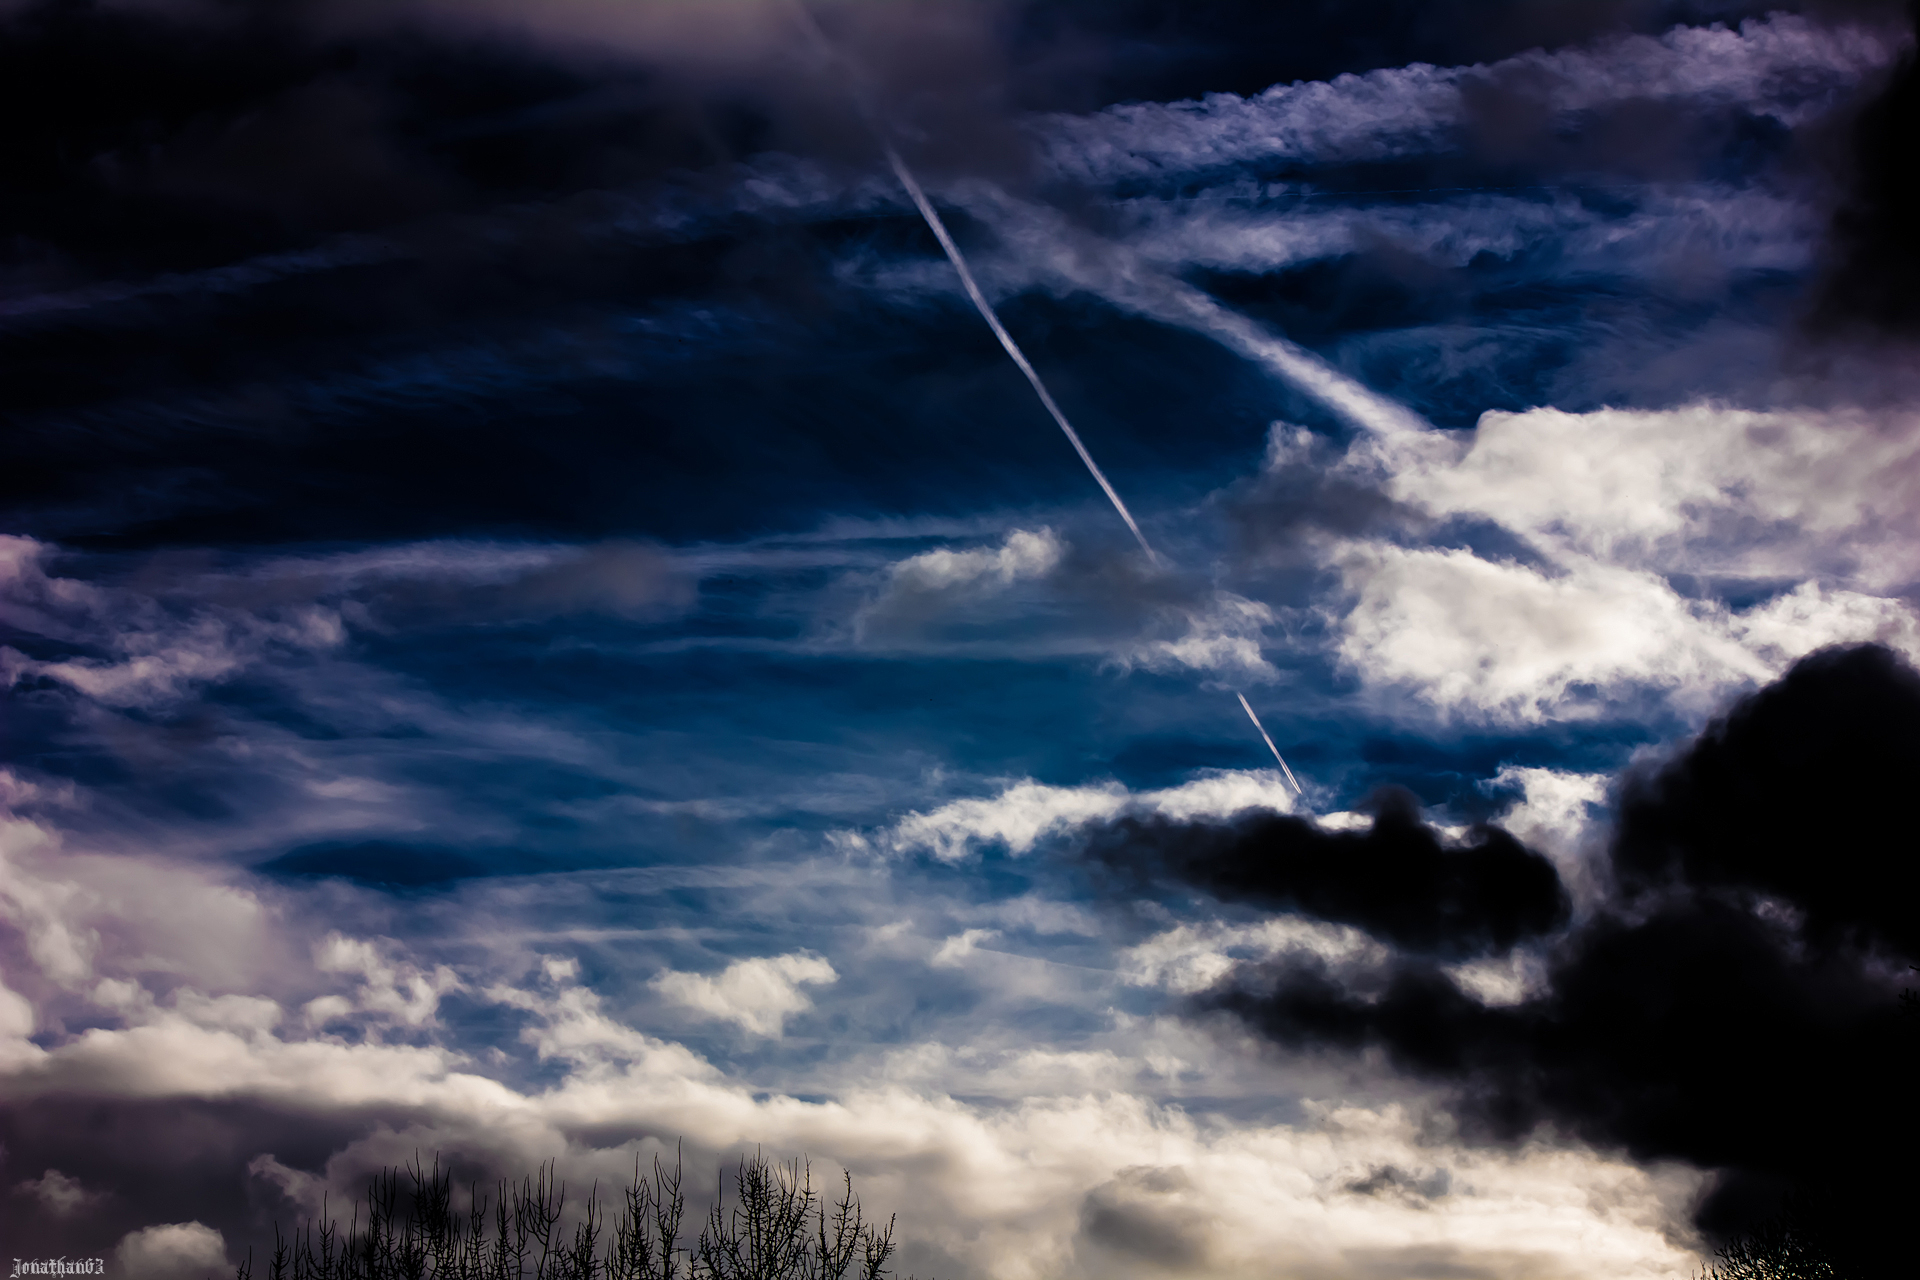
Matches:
[[886, 528, 1065, 594], [1486, 765, 1613, 908], [854, 528, 1066, 643], [650, 952, 839, 1036], [304, 933, 462, 1032], [113, 1222, 229, 1280], [1329, 542, 1900, 721], [853, 769, 1301, 863], [1392, 403, 1920, 589], [1112, 591, 1284, 684], [1316, 403, 1920, 723]]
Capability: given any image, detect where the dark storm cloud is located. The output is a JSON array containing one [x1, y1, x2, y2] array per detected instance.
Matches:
[[1810, 0, 1920, 332], [1613, 643, 1920, 954], [1188, 645, 1920, 1274], [1085, 787, 1569, 957]]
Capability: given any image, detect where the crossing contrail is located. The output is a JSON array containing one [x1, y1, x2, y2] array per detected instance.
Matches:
[[1237, 692, 1304, 797]]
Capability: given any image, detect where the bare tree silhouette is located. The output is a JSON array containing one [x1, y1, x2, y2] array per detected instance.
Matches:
[[231, 1148, 910, 1280]]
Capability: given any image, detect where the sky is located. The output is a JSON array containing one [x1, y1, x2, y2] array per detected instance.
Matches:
[[3, 1, 1918, 1277]]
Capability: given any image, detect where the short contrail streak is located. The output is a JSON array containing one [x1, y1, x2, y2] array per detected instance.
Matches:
[[1237, 692, 1304, 796]]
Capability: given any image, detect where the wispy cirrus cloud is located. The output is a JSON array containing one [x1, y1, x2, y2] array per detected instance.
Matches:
[[1034, 13, 1898, 186]]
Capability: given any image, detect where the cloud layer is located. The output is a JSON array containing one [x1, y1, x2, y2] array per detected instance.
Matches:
[[4, 2, 1919, 1276]]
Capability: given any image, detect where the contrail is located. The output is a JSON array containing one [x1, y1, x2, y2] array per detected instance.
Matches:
[[881, 151, 1159, 565], [1138, 281, 1433, 440], [790, 3, 1306, 801], [786, 1, 1156, 565], [1237, 692, 1304, 797], [941, 188, 1434, 440]]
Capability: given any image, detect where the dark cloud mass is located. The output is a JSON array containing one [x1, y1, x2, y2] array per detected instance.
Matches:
[[1812, 0, 1920, 332], [1191, 645, 1920, 1275], [1615, 642, 1920, 954], [1088, 788, 1569, 956]]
